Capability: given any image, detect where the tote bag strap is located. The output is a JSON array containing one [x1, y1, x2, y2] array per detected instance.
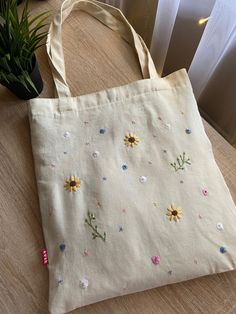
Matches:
[[47, 0, 159, 98]]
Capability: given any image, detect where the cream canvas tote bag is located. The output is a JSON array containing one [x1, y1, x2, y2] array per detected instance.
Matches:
[[28, 0, 236, 313]]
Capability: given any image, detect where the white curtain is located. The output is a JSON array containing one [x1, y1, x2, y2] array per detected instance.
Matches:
[[101, 0, 236, 145]]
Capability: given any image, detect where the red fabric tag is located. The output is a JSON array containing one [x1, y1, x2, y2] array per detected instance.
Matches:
[[41, 248, 48, 266]]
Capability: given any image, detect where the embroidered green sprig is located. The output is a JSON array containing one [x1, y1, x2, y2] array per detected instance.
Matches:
[[85, 211, 106, 242], [170, 152, 191, 171]]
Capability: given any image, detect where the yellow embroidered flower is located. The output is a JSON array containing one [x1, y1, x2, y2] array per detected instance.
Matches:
[[64, 176, 81, 192], [166, 205, 182, 222], [124, 133, 140, 147]]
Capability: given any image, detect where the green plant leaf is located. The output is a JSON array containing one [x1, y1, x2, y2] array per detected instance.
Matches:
[[0, 0, 49, 92], [29, 11, 50, 30], [24, 72, 39, 94]]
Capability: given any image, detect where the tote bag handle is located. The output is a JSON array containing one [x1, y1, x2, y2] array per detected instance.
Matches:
[[46, 0, 159, 98]]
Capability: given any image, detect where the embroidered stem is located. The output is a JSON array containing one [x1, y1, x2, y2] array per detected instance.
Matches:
[[85, 211, 106, 242], [170, 152, 191, 171]]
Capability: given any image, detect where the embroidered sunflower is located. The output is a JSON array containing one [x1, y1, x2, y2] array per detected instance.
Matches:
[[166, 205, 182, 222], [124, 133, 140, 147], [64, 176, 81, 192]]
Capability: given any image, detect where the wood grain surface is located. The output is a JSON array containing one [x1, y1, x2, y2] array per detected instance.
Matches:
[[0, 1, 235, 313]]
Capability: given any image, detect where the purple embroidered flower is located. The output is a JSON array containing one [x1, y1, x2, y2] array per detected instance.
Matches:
[[202, 189, 208, 196], [151, 255, 160, 265]]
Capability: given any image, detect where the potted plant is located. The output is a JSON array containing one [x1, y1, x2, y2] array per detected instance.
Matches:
[[0, 0, 49, 99]]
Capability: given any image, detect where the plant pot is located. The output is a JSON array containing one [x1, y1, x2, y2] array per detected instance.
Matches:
[[1, 55, 43, 100]]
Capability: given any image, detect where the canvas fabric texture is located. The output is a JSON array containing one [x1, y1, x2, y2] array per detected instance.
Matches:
[[28, 1, 236, 313]]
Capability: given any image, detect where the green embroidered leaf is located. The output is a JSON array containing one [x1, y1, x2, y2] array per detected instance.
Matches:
[[170, 152, 191, 172], [85, 211, 106, 242]]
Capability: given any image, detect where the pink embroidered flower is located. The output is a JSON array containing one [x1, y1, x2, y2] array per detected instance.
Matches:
[[202, 189, 208, 196], [83, 249, 89, 256], [151, 255, 160, 265]]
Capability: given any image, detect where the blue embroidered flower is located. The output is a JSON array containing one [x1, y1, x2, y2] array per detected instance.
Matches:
[[185, 128, 192, 134], [99, 128, 106, 134], [220, 246, 226, 254], [122, 164, 128, 171], [59, 243, 66, 252]]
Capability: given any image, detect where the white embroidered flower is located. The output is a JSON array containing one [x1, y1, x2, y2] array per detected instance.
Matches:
[[63, 131, 70, 138], [139, 176, 147, 183], [92, 151, 100, 158], [80, 278, 89, 289], [216, 222, 224, 231]]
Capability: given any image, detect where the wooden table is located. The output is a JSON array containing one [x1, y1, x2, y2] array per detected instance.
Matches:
[[0, 1, 235, 313]]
